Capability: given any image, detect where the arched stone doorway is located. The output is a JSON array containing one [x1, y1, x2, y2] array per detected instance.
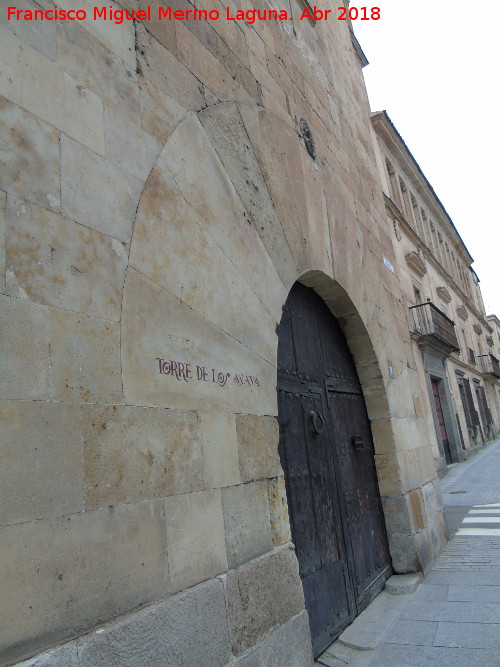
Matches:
[[277, 282, 391, 656]]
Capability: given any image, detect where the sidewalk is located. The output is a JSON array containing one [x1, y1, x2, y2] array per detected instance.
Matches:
[[316, 437, 500, 667]]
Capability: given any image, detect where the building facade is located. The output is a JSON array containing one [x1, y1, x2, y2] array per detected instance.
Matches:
[[371, 111, 500, 476], [0, 1, 495, 665]]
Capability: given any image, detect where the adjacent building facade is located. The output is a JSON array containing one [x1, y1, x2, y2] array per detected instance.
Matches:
[[371, 111, 500, 476], [0, 1, 497, 665]]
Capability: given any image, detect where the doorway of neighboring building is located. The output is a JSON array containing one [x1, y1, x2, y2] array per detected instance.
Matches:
[[277, 283, 391, 657], [431, 379, 452, 464]]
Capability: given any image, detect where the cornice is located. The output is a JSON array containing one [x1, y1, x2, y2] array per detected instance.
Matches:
[[384, 195, 488, 325], [405, 251, 426, 278], [372, 111, 474, 264], [437, 286, 452, 304]]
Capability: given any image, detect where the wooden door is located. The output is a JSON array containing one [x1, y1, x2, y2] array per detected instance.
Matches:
[[277, 283, 391, 656], [431, 379, 452, 464]]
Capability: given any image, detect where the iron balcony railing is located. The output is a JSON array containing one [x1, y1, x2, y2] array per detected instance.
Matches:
[[409, 302, 460, 353], [478, 354, 500, 379]]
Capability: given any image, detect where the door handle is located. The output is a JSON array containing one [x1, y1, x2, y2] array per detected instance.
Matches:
[[310, 410, 325, 435]]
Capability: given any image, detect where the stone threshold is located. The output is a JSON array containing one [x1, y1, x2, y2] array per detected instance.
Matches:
[[315, 574, 422, 667]]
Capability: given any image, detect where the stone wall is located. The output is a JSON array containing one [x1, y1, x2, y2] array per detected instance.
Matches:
[[1, 1, 446, 663]]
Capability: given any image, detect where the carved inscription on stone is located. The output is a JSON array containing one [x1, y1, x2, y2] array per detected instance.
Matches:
[[156, 358, 260, 389]]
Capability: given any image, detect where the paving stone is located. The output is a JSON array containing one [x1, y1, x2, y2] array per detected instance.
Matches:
[[337, 591, 415, 651], [384, 619, 437, 646], [401, 600, 500, 624], [447, 584, 500, 603], [369, 644, 500, 667], [15, 643, 79, 667], [433, 621, 500, 649], [413, 584, 449, 602], [425, 569, 500, 586]]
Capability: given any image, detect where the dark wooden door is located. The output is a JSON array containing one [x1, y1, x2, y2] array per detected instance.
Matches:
[[431, 380, 452, 465], [277, 283, 391, 656]]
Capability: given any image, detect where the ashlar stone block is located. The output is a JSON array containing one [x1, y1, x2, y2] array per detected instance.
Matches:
[[0, 190, 5, 293], [198, 103, 291, 311], [0, 295, 50, 401], [103, 104, 160, 181], [130, 156, 277, 364], [225, 545, 305, 655], [0, 0, 58, 62], [83, 405, 205, 508], [267, 476, 291, 546], [164, 489, 228, 593], [138, 0, 176, 52], [177, 22, 251, 103], [382, 493, 414, 537], [168, 109, 288, 318], [0, 400, 84, 525], [56, 0, 136, 68], [48, 308, 122, 404], [57, 20, 139, 123], [0, 27, 105, 155], [6, 196, 128, 321], [79, 580, 232, 667], [234, 610, 313, 667], [238, 104, 310, 277], [136, 24, 205, 111], [199, 411, 241, 489], [61, 135, 143, 244], [0, 97, 60, 212], [236, 414, 281, 482], [121, 268, 277, 415], [0, 500, 168, 665], [139, 77, 186, 145], [221, 481, 273, 568]]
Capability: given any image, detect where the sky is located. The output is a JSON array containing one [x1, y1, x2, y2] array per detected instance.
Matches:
[[351, 1, 500, 317]]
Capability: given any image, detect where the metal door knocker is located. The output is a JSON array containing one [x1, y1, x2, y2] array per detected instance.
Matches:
[[310, 410, 325, 434]]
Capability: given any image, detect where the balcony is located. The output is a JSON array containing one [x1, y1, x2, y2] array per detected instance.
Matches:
[[478, 354, 500, 379], [410, 302, 460, 353]]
